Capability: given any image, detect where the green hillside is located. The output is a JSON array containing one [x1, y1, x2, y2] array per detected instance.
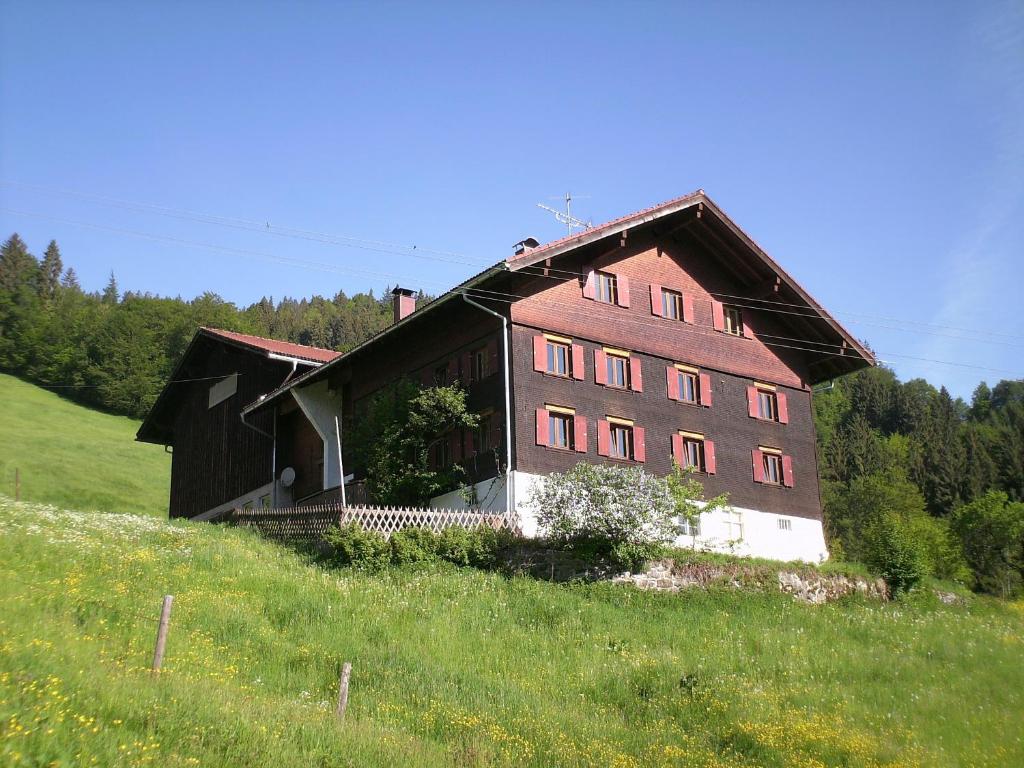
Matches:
[[0, 374, 170, 516], [1, 496, 1022, 768]]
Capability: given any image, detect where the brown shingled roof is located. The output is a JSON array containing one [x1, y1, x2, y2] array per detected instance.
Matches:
[[200, 327, 340, 364]]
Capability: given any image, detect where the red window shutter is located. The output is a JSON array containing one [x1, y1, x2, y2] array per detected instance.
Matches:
[[533, 335, 546, 373], [667, 366, 679, 401], [633, 426, 646, 462], [594, 349, 608, 385], [571, 343, 585, 380], [574, 416, 588, 453], [712, 299, 725, 331], [535, 408, 549, 446], [582, 270, 596, 300], [650, 283, 663, 316], [747, 386, 759, 418], [704, 440, 717, 475], [463, 428, 474, 458], [699, 373, 712, 407], [617, 275, 630, 308], [597, 419, 611, 457], [777, 392, 789, 424], [682, 294, 694, 324], [782, 455, 794, 487], [487, 339, 499, 376], [752, 449, 765, 483], [629, 357, 643, 392], [671, 433, 684, 467]]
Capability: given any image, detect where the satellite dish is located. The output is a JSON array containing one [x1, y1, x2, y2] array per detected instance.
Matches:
[[280, 467, 296, 488]]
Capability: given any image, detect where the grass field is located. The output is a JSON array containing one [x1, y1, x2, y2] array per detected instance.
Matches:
[[0, 374, 170, 516], [1, 496, 1022, 768]]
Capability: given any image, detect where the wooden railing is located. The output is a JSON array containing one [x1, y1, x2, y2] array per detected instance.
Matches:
[[230, 503, 517, 544]]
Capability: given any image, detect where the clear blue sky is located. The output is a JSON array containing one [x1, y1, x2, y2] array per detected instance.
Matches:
[[2, 1, 1022, 399]]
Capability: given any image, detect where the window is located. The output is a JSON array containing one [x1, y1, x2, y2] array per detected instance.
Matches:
[[474, 413, 492, 453], [763, 452, 783, 485], [677, 516, 701, 537], [434, 362, 450, 386], [661, 288, 684, 320], [757, 389, 778, 421], [724, 306, 743, 336], [748, 384, 788, 423], [678, 370, 698, 404], [431, 436, 452, 468], [724, 511, 744, 541], [546, 339, 570, 377], [470, 347, 488, 382], [680, 435, 705, 471], [778, 518, 792, 531], [673, 431, 716, 474], [609, 422, 633, 459], [606, 350, 629, 389], [752, 447, 793, 486], [548, 410, 574, 450], [596, 271, 618, 304]]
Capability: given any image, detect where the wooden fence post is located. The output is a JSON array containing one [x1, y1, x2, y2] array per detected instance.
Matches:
[[336, 662, 352, 719], [14, 468, 20, 502], [151, 595, 173, 673]]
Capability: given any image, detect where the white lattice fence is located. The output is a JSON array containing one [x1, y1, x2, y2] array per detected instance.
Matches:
[[231, 503, 517, 544]]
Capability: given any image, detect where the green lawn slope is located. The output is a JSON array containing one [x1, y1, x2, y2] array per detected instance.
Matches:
[[1, 496, 1022, 768], [0, 374, 169, 516]]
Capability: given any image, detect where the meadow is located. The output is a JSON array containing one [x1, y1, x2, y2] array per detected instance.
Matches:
[[0, 374, 170, 516], [1, 495, 1022, 768]]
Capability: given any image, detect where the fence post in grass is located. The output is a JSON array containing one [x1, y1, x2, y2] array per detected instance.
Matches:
[[336, 662, 352, 719], [151, 595, 174, 673], [14, 468, 20, 502]]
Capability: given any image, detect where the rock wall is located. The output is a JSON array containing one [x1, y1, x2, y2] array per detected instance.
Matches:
[[612, 560, 889, 604]]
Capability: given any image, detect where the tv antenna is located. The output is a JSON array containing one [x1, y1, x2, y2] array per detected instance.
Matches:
[[537, 192, 592, 236]]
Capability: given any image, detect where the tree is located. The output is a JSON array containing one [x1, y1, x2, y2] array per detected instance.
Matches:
[[361, 382, 479, 507], [61, 267, 81, 291], [102, 271, 119, 304], [39, 240, 63, 301], [951, 491, 1024, 597], [0, 233, 38, 294]]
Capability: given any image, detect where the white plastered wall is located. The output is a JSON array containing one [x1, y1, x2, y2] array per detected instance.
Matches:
[[455, 470, 831, 563]]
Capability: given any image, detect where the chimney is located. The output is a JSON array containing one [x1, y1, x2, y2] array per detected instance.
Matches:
[[513, 237, 540, 257], [392, 287, 417, 323]]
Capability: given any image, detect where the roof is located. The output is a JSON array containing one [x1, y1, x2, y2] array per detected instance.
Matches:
[[136, 327, 339, 444], [242, 190, 873, 414], [199, 327, 340, 364]]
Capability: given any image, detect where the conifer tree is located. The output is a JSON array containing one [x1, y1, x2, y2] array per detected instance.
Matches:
[[102, 271, 119, 304], [39, 240, 63, 300], [61, 267, 81, 291], [0, 233, 39, 294]]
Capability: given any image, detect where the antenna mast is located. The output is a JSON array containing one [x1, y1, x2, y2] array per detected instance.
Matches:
[[537, 192, 591, 236]]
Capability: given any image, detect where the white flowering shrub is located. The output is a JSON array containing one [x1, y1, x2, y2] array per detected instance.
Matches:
[[529, 463, 679, 568]]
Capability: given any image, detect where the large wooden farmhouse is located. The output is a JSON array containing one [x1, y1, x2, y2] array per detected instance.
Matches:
[[140, 192, 872, 561]]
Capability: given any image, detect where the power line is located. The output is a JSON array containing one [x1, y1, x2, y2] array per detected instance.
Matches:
[[3, 206, 1022, 378], [5, 181, 1023, 347]]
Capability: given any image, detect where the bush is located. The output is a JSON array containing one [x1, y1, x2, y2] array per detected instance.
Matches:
[[863, 513, 929, 595], [323, 523, 391, 571], [529, 462, 727, 572], [389, 527, 440, 565], [323, 523, 513, 570]]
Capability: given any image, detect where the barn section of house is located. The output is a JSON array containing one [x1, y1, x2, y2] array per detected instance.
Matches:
[[136, 327, 339, 519], [238, 190, 873, 563]]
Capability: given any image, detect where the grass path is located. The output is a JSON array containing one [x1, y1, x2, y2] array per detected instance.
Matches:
[[0, 374, 169, 516], [1, 497, 1022, 767]]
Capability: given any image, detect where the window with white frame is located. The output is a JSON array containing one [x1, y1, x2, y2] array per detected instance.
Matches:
[[724, 510, 744, 541], [677, 516, 701, 537], [778, 518, 792, 531], [596, 271, 618, 304]]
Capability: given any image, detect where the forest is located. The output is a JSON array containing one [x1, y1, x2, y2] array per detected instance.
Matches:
[[2, 232, 1022, 594]]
